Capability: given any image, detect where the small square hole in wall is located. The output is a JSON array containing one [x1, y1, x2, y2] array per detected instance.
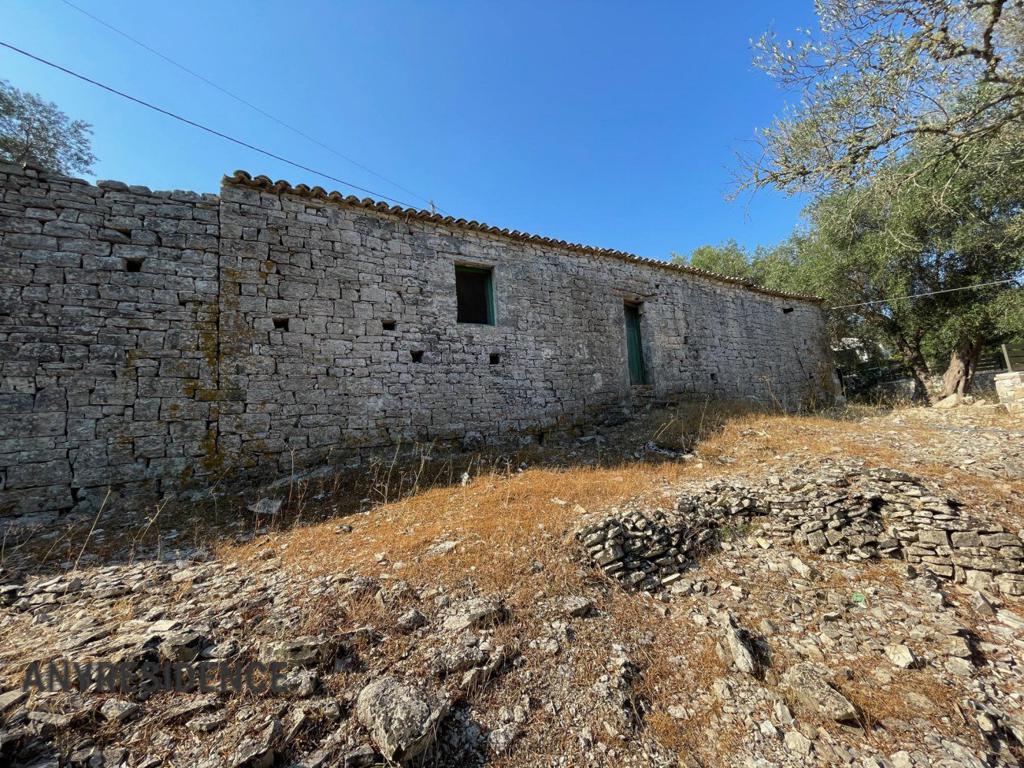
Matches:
[[782, 307, 795, 314], [489, 352, 500, 365], [273, 317, 289, 332], [125, 258, 144, 273], [411, 350, 424, 363], [382, 320, 396, 331]]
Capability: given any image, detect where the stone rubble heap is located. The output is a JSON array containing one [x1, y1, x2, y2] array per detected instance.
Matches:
[[576, 506, 723, 592], [579, 464, 1024, 595]]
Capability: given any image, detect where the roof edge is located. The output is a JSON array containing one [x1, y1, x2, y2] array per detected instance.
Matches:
[[222, 170, 823, 305]]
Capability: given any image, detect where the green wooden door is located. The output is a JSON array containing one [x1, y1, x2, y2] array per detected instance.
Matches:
[[624, 303, 647, 385]]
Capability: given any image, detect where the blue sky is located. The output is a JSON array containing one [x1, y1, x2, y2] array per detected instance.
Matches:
[[2, 1, 815, 260]]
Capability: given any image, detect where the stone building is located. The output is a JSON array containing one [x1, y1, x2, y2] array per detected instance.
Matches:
[[0, 164, 837, 516]]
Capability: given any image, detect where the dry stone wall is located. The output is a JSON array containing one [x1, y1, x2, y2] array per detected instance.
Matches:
[[578, 464, 1024, 596], [1, 163, 836, 516], [995, 372, 1024, 414], [0, 164, 220, 516]]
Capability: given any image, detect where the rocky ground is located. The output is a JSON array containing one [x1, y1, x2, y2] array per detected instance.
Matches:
[[1, 402, 1023, 767]]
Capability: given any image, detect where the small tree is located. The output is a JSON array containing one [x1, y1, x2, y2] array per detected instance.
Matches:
[[671, 240, 754, 280], [0, 80, 95, 175]]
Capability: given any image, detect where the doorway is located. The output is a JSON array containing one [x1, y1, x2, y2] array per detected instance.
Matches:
[[624, 302, 647, 385]]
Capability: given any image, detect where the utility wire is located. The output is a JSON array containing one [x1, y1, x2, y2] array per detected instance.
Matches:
[[828, 278, 1019, 310], [56, 0, 447, 214], [0, 40, 431, 210]]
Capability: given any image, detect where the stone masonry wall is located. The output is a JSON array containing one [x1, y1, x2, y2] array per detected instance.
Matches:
[[995, 372, 1024, 414], [0, 165, 220, 515], [1, 164, 836, 516]]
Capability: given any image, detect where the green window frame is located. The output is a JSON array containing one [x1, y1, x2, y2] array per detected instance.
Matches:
[[455, 265, 495, 325]]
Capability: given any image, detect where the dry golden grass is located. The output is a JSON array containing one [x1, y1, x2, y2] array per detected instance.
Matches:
[[835, 658, 969, 738]]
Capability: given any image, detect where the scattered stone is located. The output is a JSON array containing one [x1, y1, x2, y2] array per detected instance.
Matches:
[[247, 498, 283, 517], [279, 668, 320, 698], [100, 699, 141, 724], [969, 591, 996, 618], [461, 645, 512, 692], [425, 540, 458, 557], [784, 729, 813, 756], [340, 744, 376, 767], [561, 596, 594, 618], [158, 630, 204, 662], [260, 636, 328, 668], [885, 643, 919, 669], [790, 556, 817, 580], [229, 719, 280, 768], [442, 598, 505, 631], [782, 662, 857, 723], [0, 689, 28, 714], [396, 608, 427, 633], [355, 677, 450, 764], [188, 712, 226, 733], [27, 709, 76, 729], [489, 722, 522, 754], [721, 615, 759, 676]]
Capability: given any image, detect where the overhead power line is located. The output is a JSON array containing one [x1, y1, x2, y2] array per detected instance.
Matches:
[[56, 0, 446, 214], [0, 40, 431, 210], [828, 278, 1019, 310]]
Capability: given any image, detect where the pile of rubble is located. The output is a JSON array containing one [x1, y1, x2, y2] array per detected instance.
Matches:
[[575, 505, 723, 592], [579, 464, 1024, 595]]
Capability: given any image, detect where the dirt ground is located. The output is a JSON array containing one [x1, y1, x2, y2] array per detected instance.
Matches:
[[1, 401, 1022, 767]]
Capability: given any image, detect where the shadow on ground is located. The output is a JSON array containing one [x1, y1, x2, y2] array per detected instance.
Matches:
[[0, 399, 873, 581]]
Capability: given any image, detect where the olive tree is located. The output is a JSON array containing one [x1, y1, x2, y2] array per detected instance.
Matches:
[[760, 139, 1024, 401], [0, 79, 95, 175]]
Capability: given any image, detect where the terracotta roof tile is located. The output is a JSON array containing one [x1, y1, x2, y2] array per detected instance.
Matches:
[[223, 170, 822, 304]]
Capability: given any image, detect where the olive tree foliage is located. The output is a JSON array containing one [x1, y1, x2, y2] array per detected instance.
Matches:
[[0, 80, 95, 175], [912, 139, 1024, 395], [820, 134, 1023, 398], [671, 240, 753, 279], [671, 238, 818, 295], [743, 0, 1024, 195]]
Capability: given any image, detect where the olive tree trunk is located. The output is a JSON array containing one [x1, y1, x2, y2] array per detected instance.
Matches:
[[894, 334, 931, 404], [939, 341, 982, 398]]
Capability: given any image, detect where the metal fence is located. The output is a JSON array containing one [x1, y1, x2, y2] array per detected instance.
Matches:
[[837, 345, 1015, 399]]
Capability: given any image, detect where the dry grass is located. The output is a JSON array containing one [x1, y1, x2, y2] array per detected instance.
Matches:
[[835, 658, 969, 738], [642, 635, 737, 760]]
